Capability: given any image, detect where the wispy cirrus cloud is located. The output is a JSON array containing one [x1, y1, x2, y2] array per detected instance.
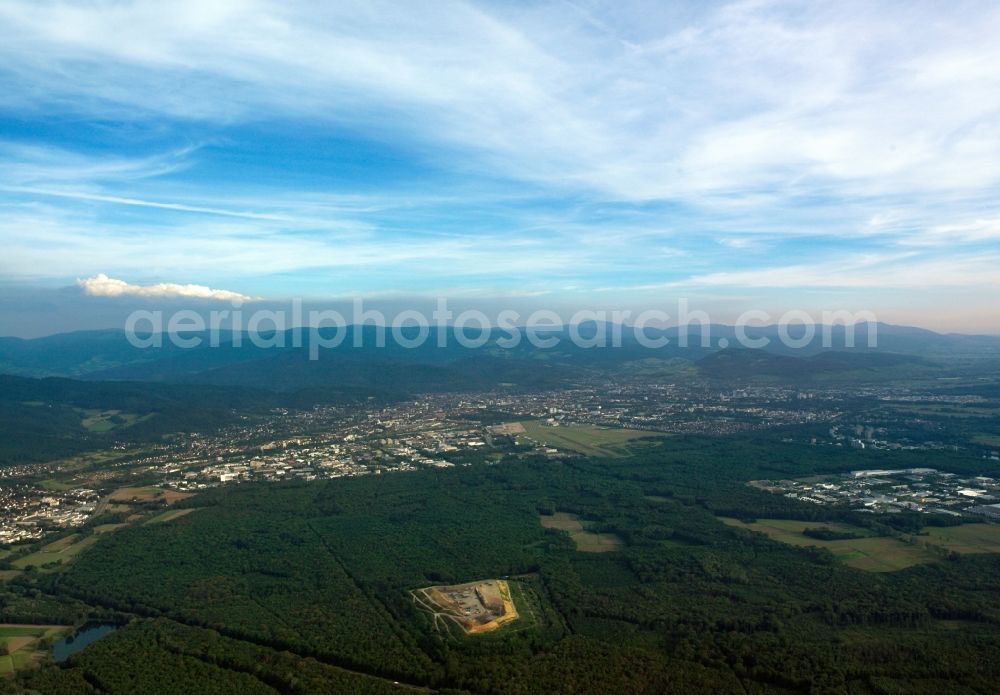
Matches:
[[685, 253, 1000, 290], [1, 0, 998, 201], [0, 185, 303, 222], [0, 141, 194, 184], [0, 1, 998, 330]]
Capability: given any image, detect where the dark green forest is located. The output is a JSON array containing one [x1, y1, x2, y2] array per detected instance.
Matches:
[[4, 436, 1000, 694]]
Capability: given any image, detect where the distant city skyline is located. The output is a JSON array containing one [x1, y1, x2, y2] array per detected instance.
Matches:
[[1, 0, 999, 335]]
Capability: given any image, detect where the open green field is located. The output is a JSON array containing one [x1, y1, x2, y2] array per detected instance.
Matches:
[[38, 479, 74, 492], [506, 579, 541, 631], [923, 524, 1000, 554], [883, 404, 1000, 419], [0, 625, 70, 675], [109, 486, 192, 505], [539, 512, 584, 532], [12, 534, 104, 571], [720, 518, 935, 572], [41, 535, 84, 552], [92, 523, 127, 534], [617, 359, 699, 378], [520, 421, 664, 457], [45, 448, 142, 477], [4, 508, 174, 578], [540, 512, 624, 553], [9, 525, 126, 572], [77, 408, 153, 433], [973, 434, 1000, 447], [144, 508, 197, 525]]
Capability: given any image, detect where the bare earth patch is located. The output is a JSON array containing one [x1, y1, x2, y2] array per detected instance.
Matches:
[[540, 512, 624, 553], [411, 579, 518, 635]]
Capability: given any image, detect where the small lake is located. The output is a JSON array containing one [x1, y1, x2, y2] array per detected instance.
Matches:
[[52, 623, 119, 663]]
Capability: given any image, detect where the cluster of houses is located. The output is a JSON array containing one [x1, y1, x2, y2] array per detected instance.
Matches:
[[0, 487, 100, 544]]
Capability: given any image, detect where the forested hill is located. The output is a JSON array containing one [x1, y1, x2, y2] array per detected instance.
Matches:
[[9, 438, 1000, 694], [0, 374, 379, 467], [696, 348, 934, 382], [3, 322, 999, 382], [0, 350, 580, 466]]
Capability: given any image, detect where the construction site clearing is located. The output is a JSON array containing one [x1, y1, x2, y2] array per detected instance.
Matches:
[[411, 579, 518, 635]]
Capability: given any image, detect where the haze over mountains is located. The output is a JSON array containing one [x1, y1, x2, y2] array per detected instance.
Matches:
[[3, 321, 998, 467], [2, 321, 998, 390]]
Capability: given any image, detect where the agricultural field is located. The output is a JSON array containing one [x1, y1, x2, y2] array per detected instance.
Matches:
[[77, 409, 153, 433], [2, 500, 199, 580], [540, 512, 623, 553], [42, 449, 140, 478], [881, 404, 1000, 419], [922, 523, 1000, 554], [92, 523, 127, 534], [109, 486, 192, 505], [12, 534, 104, 571], [519, 421, 664, 457], [38, 479, 74, 492], [973, 434, 1000, 447], [10, 523, 123, 572], [0, 625, 70, 676], [719, 518, 937, 572], [144, 508, 198, 525]]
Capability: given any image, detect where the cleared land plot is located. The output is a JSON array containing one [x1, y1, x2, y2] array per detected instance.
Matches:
[[540, 512, 624, 553], [109, 486, 193, 505], [77, 409, 153, 433], [720, 518, 935, 572], [540, 512, 584, 532], [490, 422, 526, 435], [572, 532, 624, 553], [973, 434, 1000, 447], [0, 625, 70, 675], [923, 524, 1000, 554], [519, 421, 664, 457], [411, 579, 519, 636], [144, 508, 197, 525]]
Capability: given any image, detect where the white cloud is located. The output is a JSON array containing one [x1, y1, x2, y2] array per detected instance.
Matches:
[[0, 141, 192, 184], [0, 0, 998, 318], [684, 253, 1000, 289], [904, 217, 1000, 246], [76, 273, 255, 301], [1, 0, 998, 202], [0, 185, 302, 222]]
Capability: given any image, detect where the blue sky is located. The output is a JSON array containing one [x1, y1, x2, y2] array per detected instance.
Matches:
[[1, 0, 999, 335]]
